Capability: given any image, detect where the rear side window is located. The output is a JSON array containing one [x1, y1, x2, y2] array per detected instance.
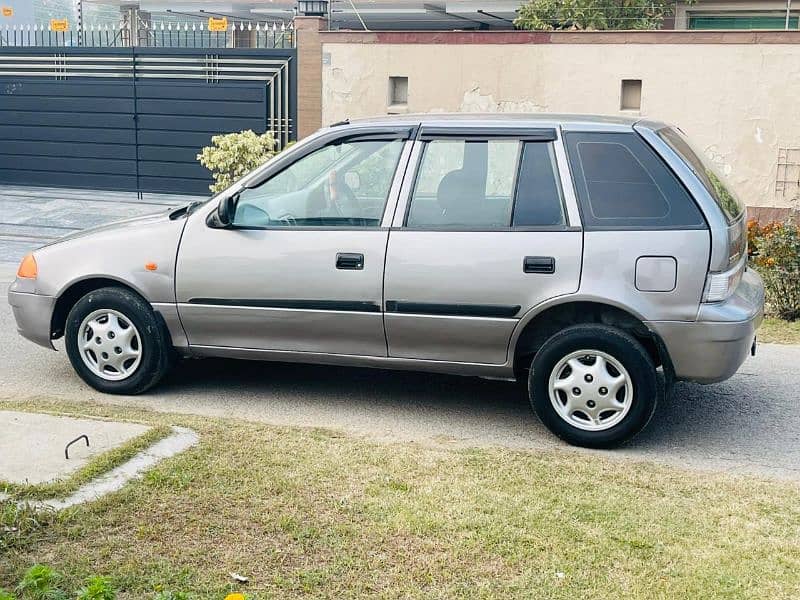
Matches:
[[406, 139, 519, 228], [406, 139, 565, 229], [565, 132, 706, 230], [513, 142, 565, 227]]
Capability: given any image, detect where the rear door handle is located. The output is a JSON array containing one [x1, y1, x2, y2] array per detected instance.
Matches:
[[336, 252, 364, 270], [524, 256, 555, 274]]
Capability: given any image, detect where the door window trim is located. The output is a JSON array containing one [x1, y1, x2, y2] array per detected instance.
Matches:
[[394, 129, 579, 232]]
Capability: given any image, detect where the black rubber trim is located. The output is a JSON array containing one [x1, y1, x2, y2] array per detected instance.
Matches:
[[187, 298, 381, 313], [419, 126, 557, 142], [385, 301, 521, 318], [334, 126, 417, 142]]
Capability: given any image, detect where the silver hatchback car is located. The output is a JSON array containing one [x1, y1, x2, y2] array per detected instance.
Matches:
[[9, 114, 763, 448]]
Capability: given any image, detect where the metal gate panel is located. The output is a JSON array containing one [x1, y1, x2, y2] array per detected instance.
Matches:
[[134, 80, 270, 194], [0, 46, 295, 195], [0, 48, 139, 190]]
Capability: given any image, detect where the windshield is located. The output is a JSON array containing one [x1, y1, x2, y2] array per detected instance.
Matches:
[[657, 127, 745, 225]]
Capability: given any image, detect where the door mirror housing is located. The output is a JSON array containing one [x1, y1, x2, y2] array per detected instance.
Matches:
[[217, 193, 238, 226]]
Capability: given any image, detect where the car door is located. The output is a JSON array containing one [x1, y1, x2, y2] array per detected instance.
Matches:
[[383, 126, 583, 365], [175, 127, 414, 356]]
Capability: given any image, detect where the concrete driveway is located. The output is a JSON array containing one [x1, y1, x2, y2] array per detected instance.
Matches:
[[2, 263, 799, 480], [1, 185, 798, 481]]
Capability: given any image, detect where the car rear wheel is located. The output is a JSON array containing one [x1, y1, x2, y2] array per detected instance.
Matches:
[[65, 287, 173, 395], [528, 324, 660, 448]]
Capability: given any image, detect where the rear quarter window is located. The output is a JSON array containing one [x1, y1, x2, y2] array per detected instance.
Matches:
[[565, 132, 706, 230]]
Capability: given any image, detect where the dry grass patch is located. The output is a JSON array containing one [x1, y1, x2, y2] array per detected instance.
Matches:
[[1, 398, 799, 599], [759, 317, 800, 345]]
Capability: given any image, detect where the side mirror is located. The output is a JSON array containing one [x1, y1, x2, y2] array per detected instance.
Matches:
[[217, 193, 238, 226]]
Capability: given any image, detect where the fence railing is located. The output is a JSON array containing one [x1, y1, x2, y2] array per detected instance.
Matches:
[[0, 21, 295, 49]]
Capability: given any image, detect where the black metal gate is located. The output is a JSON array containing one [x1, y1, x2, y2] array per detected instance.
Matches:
[[0, 46, 296, 194]]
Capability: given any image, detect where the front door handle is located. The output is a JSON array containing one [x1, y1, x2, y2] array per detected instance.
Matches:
[[336, 252, 364, 270], [524, 256, 555, 274]]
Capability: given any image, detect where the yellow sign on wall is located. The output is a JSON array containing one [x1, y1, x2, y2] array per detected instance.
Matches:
[[50, 19, 69, 32], [1, 6, 13, 17], [208, 17, 228, 32]]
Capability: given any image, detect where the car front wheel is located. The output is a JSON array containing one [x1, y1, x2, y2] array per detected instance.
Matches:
[[65, 287, 173, 394], [528, 324, 660, 448]]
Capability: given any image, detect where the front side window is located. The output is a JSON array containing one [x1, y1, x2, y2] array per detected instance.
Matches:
[[565, 132, 706, 230], [232, 138, 404, 228]]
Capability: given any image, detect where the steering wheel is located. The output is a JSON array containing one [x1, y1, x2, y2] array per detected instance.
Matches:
[[326, 171, 359, 218]]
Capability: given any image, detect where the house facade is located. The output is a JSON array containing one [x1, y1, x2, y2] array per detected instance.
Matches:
[[6, 1, 792, 31]]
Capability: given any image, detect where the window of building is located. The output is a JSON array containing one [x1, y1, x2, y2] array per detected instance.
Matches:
[[689, 14, 799, 30], [565, 132, 705, 230], [620, 79, 642, 111], [388, 76, 408, 108]]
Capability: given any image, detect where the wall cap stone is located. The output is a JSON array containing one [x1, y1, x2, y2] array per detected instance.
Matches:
[[319, 29, 800, 45]]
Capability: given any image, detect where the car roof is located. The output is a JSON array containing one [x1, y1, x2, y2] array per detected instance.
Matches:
[[327, 112, 667, 133]]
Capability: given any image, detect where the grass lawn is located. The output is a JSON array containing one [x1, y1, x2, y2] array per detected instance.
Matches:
[[759, 317, 800, 345], [2, 398, 799, 599]]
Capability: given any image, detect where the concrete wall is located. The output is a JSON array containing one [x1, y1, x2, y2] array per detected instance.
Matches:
[[319, 31, 800, 210]]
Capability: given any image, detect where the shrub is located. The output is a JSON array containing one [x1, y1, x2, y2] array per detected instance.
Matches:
[[746, 218, 762, 259], [749, 220, 800, 320], [75, 577, 115, 600], [197, 130, 277, 194], [0, 589, 15, 600], [514, 0, 695, 31], [15, 564, 66, 600]]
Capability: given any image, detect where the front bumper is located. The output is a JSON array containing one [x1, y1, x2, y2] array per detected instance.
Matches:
[[647, 268, 764, 384], [8, 290, 56, 349]]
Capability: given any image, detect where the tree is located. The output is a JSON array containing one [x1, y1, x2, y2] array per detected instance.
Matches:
[[514, 0, 695, 31]]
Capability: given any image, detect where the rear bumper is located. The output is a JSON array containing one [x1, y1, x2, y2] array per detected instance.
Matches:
[[647, 268, 764, 384], [8, 290, 56, 349]]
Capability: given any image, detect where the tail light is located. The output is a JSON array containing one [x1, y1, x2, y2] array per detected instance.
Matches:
[[703, 212, 747, 304], [703, 260, 744, 303]]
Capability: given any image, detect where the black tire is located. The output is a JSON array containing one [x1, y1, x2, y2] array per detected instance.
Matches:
[[64, 286, 174, 395], [528, 324, 659, 449]]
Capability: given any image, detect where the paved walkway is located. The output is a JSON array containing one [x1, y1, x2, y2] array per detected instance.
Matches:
[[0, 184, 202, 263], [0, 410, 150, 485]]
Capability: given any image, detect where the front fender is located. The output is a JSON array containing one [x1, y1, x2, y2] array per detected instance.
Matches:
[[32, 214, 186, 304]]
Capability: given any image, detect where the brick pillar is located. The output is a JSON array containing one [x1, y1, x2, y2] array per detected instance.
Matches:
[[294, 16, 326, 139]]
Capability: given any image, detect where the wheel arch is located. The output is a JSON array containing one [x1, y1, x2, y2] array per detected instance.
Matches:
[[510, 298, 673, 381], [50, 276, 152, 340]]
